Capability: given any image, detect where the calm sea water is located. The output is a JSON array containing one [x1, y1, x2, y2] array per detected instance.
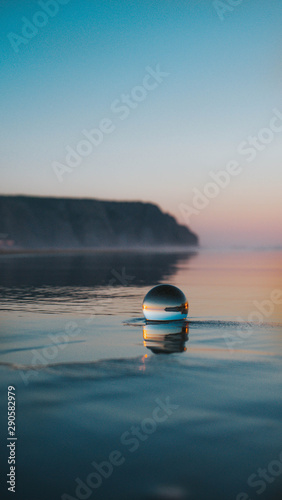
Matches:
[[0, 250, 281, 500]]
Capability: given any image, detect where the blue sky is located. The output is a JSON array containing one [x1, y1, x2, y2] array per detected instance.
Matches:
[[0, 0, 281, 246]]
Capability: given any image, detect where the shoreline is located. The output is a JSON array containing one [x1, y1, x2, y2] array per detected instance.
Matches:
[[0, 246, 199, 257]]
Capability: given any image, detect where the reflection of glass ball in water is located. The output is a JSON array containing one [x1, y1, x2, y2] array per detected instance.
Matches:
[[142, 284, 188, 321], [143, 322, 189, 354]]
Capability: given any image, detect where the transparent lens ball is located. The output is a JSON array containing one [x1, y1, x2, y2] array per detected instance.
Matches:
[[142, 284, 188, 322]]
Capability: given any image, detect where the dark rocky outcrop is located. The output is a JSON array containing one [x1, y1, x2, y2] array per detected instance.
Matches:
[[0, 195, 198, 249]]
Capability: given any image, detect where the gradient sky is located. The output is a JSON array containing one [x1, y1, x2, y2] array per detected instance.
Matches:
[[1, 0, 281, 247]]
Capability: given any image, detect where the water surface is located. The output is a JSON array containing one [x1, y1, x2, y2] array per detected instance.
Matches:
[[0, 250, 281, 500]]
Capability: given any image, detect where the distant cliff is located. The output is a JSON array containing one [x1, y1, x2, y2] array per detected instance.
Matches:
[[0, 195, 198, 250]]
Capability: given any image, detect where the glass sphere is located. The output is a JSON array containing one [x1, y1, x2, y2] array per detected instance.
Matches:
[[142, 284, 188, 322]]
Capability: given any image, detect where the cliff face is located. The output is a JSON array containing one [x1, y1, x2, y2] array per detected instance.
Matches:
[[0, 196, 198, 249]]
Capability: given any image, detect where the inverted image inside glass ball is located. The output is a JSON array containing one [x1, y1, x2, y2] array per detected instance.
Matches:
[[142, 284, 188, 322]]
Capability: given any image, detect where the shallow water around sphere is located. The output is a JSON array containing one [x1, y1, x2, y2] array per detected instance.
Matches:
[[0, 250, 282, 500]]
